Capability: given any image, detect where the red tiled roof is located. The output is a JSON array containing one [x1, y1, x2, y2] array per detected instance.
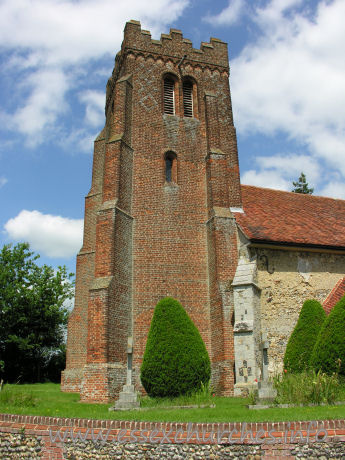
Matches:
[[323, 278, 345, 315], [234, 185, 345, 248]]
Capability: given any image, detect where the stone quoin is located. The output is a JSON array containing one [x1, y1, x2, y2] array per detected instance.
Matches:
[[62, 20, 345, 403]]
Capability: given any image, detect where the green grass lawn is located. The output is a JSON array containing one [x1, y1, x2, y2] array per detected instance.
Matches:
[[0, 383, 345, 423]]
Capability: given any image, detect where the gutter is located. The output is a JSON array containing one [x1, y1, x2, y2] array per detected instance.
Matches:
[[248, 240, 345, 255]]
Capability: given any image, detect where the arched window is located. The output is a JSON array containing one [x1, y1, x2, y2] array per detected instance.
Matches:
[[183, 80, 193, 117], [166, 155, 173, 182], [163, 77, 175, 115], [165, 151, 177, 183]]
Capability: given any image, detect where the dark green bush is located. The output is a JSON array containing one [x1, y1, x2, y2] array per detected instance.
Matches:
[[310, 295, 345, 376], [140, 297, 211, 398], [283, 299, 326, 373]]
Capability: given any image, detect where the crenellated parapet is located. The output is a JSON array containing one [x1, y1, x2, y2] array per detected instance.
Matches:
[[105, 20, 230, 115], [122, 20, 229, 69]]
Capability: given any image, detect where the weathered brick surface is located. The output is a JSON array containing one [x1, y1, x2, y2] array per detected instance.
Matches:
[[61, 135, 105, 393], [0, 414, 344, 459], [63, 20, 242, 402]]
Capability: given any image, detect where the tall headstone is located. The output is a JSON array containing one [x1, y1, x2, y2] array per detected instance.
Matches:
[[257, 333, 277, 402]]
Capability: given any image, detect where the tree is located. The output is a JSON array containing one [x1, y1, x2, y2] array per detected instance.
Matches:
[[140, 297, 211, 397], [292, 172, 314, 194], [310, 295, 345, 376], [283, 299, 326, 373], [0, 243, 74, 382]]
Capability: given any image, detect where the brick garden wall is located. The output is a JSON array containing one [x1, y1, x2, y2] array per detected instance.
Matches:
[[1, 414, 345, 459]]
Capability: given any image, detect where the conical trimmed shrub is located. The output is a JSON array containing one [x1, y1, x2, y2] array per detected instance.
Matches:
[[283, 299, 326, 373], [140, 297, 211, 397], [310, 295, 345, 376]]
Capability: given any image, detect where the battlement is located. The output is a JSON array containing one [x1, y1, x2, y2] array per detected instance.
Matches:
[[122, 20, 229, 68]]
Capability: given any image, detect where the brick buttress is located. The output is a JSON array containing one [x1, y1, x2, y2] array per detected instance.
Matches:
[[62, 20, 242, 402]]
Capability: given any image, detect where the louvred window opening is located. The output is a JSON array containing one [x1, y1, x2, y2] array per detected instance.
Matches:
[[183, 81, 193, 117], [164, 78, 175, 114]]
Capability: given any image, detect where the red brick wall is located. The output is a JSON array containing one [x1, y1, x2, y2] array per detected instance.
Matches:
[[61, 134, 105, 393], [63, 20, 243, 402], [0, 414, 344, 459]]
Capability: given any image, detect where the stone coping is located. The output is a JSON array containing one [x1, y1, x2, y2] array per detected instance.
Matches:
[[1, 413, 345, 434], [1, 413, 345, 459]]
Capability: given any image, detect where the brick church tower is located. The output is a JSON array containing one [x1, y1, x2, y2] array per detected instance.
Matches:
[[62, 20, 242, 403]]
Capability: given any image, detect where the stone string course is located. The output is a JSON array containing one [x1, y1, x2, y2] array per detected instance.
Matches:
[[1, 414, 345, 459]]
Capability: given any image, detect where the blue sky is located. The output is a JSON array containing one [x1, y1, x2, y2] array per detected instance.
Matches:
[[1, 0, 345, 274]]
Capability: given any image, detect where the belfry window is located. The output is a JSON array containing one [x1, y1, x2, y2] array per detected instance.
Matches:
[[183, 80, 193, 117], [163, 77, 175, 115], [165, 151, 177, 183]]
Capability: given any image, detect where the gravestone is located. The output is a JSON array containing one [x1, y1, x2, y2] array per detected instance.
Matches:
[[112, 338, 140, 410], [257, 333, 277, 402]]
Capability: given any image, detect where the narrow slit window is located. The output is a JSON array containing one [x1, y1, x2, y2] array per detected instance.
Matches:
[[166, 156, 173, 182], [164, 78, 175, 115], [183, 80, 193, 117], [165, 152, 177, 183]]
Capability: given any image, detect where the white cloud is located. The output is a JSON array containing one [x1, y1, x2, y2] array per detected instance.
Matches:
[[241, 153, 318, 191], [0, 0, 189, 145], [0, 0, 189, 65], [319, 181, 345, 200], [13, 69, 69, 144], [241, 169, 290, 191], [254, 0, 303, 38], [203, 0, 245, 25], [79, 90, 105, 127], [0, 177, 8, 188], [232, 0, 345, 190], [60, 128, 99, 154], [259, 154, 320, 183], [4, 210, 83, 258]]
